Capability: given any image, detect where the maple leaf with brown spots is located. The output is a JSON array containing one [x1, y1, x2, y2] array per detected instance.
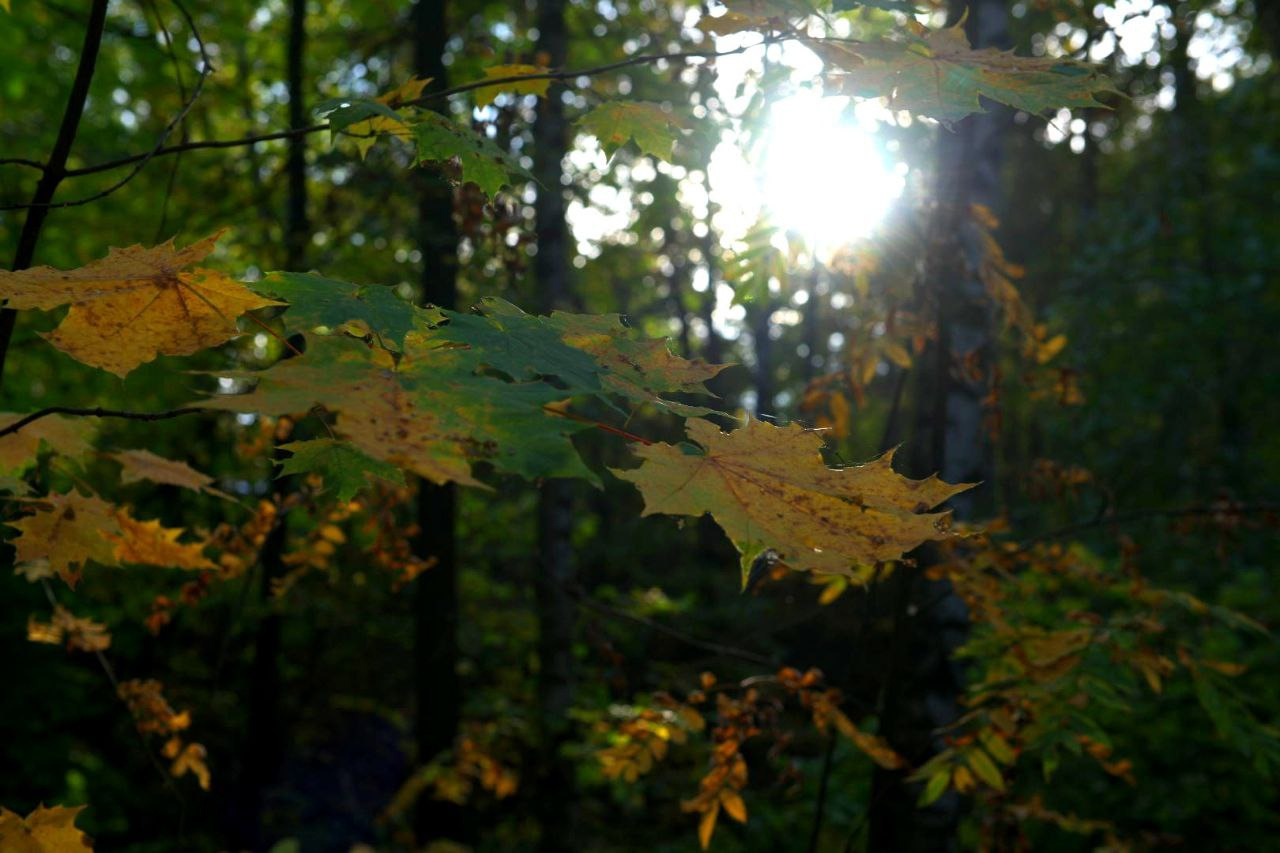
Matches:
[[613, 418, 970, 585]]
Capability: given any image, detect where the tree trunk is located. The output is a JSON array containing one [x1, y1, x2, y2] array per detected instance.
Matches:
[[868, 0, 1006, 849], [411, 0, 463, 843], [235, 1, 308, 845], [532, 1, 576, 848]]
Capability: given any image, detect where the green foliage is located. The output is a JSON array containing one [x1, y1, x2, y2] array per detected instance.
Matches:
[[277, 439, 407, 502]]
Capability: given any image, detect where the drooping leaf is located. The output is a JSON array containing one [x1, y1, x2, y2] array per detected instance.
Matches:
[[413, 112, 531, 196], [473, 64, 552, 107], [248, 272, 422, 349], [0, 232, 281, 376], [814, 23, 1117, 122], [577, 102, 684, 160], [111, 449, 231, 499], [277, 438, 407, 501], [0, 804, 92, 852], [0, 413, 93, 474], [613, 419, 969, 583]]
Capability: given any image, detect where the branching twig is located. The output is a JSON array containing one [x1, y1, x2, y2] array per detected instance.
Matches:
[[56, 40, 781, 180], [0, 0, 214, 213]]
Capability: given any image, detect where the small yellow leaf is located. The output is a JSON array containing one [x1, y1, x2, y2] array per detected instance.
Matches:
[[881, 340, 912, 369], [170, 741, 212, 790], [473, 64, 552, 107], [720, 790, 747, 823], [698, 802, 720, 850], [966, 748, 1005, 791], [1202, 659, 1247, 677]]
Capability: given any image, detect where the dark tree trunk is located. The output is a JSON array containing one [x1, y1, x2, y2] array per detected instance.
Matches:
[[235, 1, 308, 845], [868, 0, 1006, 849], [411, 0, 463, 843], [532, 1, 577, 848]]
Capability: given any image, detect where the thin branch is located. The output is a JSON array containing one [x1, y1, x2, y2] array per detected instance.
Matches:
[[0, 406, 204, 439], [58, 40, 779, 180], [0, 158, 46, 172], [572, 587, 777, 667], [0, 0, 111, 387], [0, 0, 214, 213], [1012, 503, 1280, 552]]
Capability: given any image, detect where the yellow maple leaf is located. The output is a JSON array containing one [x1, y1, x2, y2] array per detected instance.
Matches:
[[613, 419, 970, 582], [108, 509, 216, 570], [0, 804, 92, 852], [0, 231, 282, 376], [11, 491, 122, 587], [472, 64, 552, 108]]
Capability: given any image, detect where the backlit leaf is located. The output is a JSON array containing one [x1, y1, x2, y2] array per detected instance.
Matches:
[[0, 232, 281, 376], [577, 102, 684, 160], [201, 334, 596, 486], [613, 418, 968, 583], [473, 64, 552, 107], [413, 113, 531, 196], [815, 23, 1117, 122]]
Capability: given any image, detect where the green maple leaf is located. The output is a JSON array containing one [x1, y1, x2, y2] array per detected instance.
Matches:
[[277, 438, 406, 501], [201, 334, 597, 487], [313, 97, 404, 132], [814, 23, 1117, 122], [576, 102, 684, 160], [413, 113, 531, 196], [426, 298, 606, 393], [249, 272, 425, 350], [511, 300, 730, 414]]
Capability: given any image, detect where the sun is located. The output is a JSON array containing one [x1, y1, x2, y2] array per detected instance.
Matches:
[[759, 94, 903, 252]]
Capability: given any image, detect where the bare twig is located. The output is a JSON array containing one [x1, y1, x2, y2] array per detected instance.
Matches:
[[572, 587, 777, 666], [0, 406, 204, 439]]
